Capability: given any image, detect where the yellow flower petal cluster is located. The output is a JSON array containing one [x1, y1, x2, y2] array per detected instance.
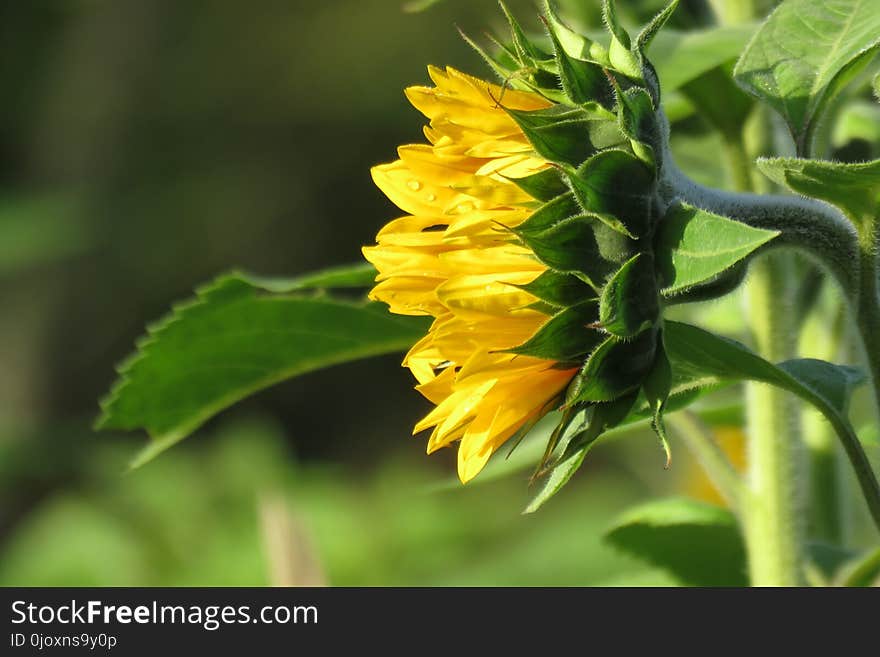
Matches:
[[363, 67, 578, 483]]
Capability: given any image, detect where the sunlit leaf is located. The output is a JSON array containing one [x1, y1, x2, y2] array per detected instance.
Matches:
[[655, 204, 779, 295], [734, 0, 880, 154], [97, 271, 428, 467]]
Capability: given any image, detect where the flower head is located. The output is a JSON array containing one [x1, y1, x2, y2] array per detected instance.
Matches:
[[364, 67, 579, 482], [364, 4, 676, 487]]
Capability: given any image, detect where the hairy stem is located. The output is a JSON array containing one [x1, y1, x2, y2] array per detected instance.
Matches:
[[744, 256, 805, 585]]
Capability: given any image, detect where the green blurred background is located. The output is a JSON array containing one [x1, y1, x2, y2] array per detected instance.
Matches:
[[3, 0, 870, 586]]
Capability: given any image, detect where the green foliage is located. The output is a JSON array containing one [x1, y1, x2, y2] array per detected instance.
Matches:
[[655, 204, 779, 295], [734, 0, 880, 155], [665, 321, 880, 530], [97, 270, 428, 467], [604, 497, 748, 586], [758, 157, 880, 227]]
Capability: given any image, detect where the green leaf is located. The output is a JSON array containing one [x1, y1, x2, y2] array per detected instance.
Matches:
[[757, 156, 880, 228], [244, 262, 378, 292], [97, 271, 429, 467], [874, 72, 880, 102], [655, 203, 779, 295], [507, 301, 602, 362], [664, 320, 880, 531], [599, 252, 659, 337], [680, 67, 754, 141], [733, 0, 880, 155], [604, 497, 747, 586]]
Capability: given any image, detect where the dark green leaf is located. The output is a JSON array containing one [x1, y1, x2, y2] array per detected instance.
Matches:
[[599, 252, 659, 337], [734, 0, 880, 154], [680, 67, 754, 141], [605, 497, 747, 586], [655, 203, 779, 295], [97, 272, 429, 467]]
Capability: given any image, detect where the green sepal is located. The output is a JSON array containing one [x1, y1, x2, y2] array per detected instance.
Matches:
[[563, 149, 655, 238], [566, 329, 657, 404], [636, 0, 679, 55], [599, 252, 659, 338], [508, 168, 570, 202], [506, 300, 602, 362], [457, 27, 518, 83], [543, 0, 610, 66], [545, 16, 613, 107], [616, 84, 658, 167], [505, 105, 619, 166], [643, 336, 673, 468], [517, 215, 633, 288], [516, 269, 595, 308], [498, 0, 551, 64], [513, 192, 580, 234], [603, 0, 642, 80], [524, 391, 637, 513]]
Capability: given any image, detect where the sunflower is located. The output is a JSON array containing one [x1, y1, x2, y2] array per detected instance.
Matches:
[[363, 66, 581, 483]]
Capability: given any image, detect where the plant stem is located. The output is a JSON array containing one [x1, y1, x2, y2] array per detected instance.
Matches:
[[856, 223, 880, 415], [744, 256, 805, 586], [727, 136, 805, 586]]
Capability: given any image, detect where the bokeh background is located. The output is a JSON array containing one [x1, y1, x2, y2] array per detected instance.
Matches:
[[2, 0, 875, 586]]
